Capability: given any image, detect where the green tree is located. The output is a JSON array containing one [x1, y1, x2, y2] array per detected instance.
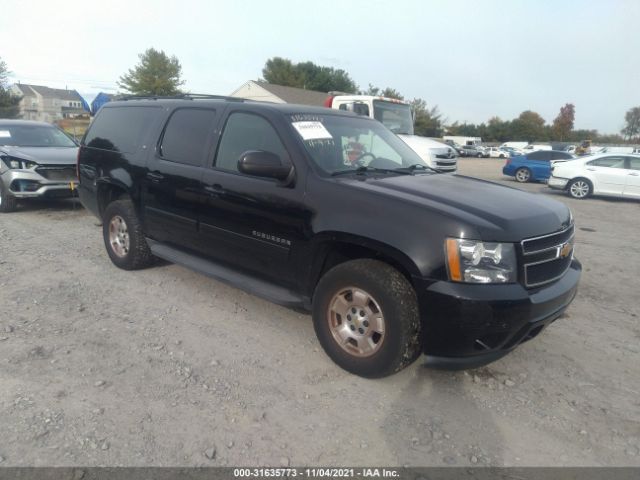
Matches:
[[510, 110, 548, 141], [262, 57, 357, 93], [621, 106, 640, 141], [118, 48, 184, 96], [0, 58, 21, 118], [361, 84, 404, 100], [485, 116, 512, 142], [411, 98, 443, 137], [552, 103, 575, 141], [262, 57, 304, 88]]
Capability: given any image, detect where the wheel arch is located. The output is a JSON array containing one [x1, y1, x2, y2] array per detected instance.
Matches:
[[305, 232, 422, 298], [96, 179, 133, 218]]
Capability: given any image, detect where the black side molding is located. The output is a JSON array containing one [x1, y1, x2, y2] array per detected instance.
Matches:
[[147, 239, 309, 309]]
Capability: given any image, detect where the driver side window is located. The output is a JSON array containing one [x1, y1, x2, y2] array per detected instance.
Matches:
[[214, 112, 288, 172]]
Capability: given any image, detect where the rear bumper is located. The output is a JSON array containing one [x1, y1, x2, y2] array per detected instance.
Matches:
[[502, 165, 515, 176], [414, 259, 581, 369], [548, 176, 569, 190]]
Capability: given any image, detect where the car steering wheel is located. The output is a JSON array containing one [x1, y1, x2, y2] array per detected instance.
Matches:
[[352, 152, 377, 166]]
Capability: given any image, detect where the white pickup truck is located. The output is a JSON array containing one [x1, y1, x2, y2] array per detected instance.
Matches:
[[324, 94, 457, 172]]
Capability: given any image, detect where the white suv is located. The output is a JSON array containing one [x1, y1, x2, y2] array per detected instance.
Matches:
[[548, 153, 640, 199]]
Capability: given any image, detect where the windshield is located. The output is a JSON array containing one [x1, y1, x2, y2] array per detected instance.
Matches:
[[0, 124, 76, 147], [372, 100, 414, 135], [290, 113, 427, 175]]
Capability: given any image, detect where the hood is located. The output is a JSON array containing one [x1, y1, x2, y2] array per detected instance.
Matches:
[[338, 173, 571, 241], [0, 146, 78, 165], [397, 135, 454, 157]]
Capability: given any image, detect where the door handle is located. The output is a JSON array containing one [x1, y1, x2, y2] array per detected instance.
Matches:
[[629, 172, 640, 176], [586, 168, 596, 171], [204, 184, 223, 195], [146, 172, 164, 182]]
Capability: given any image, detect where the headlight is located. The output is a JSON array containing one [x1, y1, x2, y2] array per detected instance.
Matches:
[[445, 238, 517, 284], [0, 155, 37, 170]]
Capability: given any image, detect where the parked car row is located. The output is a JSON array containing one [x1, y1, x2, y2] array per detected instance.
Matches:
[[501, 148, 640, 200]]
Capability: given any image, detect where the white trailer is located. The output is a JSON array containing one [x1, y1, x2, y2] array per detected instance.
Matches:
[[443, 136, 482, 147], [500, 141, 529, 150]]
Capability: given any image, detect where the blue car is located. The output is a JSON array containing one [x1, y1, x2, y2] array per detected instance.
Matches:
[[502, 150, 575, 183]]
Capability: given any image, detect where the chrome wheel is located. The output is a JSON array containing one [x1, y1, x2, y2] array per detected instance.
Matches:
[[515, 168, 530, 182], [570, 180, 590, 198], [327, 287, 385, 358], [108, 215, 130, 257]]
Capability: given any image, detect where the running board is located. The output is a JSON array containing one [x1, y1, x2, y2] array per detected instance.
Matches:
[[147, 239, 309, 309]]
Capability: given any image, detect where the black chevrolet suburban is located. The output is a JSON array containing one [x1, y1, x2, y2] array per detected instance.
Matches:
[[78, 96, 581, 378]]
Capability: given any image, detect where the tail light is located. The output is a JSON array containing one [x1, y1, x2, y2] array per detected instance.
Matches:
[[323, 96, 334, 108], [505, 159, 511, 165]]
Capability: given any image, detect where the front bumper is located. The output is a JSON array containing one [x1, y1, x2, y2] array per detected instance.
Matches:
[[1, 169, 78, 199], [414, 259, 581, 369]]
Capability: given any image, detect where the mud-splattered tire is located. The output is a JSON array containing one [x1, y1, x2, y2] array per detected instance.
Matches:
[[312, 259, 422, 378], [0, 181, 18, 213], [102, 199, 154, 270]]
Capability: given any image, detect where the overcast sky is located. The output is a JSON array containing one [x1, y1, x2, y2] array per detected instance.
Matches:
[[2, 0, 638, 133]]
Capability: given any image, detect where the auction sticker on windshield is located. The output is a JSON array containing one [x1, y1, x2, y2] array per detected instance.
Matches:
[[292, 121, 333, 141]]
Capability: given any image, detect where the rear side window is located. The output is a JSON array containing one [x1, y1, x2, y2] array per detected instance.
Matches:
[[528, 151, 551, 161], [551, 151, 572, 160], [159, 108, 217, 166], [628, 157, 640, 170], [588, 156, 625, 168], [214, 112, 288, 172], [84, 106, 157, 153]]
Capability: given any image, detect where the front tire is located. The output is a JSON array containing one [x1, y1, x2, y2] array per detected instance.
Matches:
[[102, 199, 155, 270], [0, 181, 18, 213], [568, 178, 592, 199], [312, 259, 422, 378], [515, 167, 531, 183]]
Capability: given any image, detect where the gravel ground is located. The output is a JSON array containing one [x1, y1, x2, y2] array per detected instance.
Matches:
[[0, 158, 638, 467]]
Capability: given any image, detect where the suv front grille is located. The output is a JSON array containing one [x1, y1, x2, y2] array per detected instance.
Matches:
[[36, 166, 77, 181], [521, 224, 574, 288]]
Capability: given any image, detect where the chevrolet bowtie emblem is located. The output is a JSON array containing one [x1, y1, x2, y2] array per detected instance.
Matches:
[[559, 241, 573, 258]]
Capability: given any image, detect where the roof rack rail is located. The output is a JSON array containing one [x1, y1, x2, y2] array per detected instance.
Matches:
[[116, 93, 247, 102]]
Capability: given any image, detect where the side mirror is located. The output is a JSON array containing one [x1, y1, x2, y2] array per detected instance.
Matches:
[[238, 150, 292, 181]]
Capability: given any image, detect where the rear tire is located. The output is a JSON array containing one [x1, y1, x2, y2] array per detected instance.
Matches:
[[0, 181, 17, 213], [568, 178, 592, 199], [312, 259, 422, 378], [515, 167, 531, 183], [102, 199, 155, 270]]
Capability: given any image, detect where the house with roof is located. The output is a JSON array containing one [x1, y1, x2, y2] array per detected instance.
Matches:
[[9, 83, 89, 122], [230, 80, 328, 106]]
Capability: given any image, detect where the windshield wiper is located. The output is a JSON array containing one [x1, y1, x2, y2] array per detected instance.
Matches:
[[394, 163, 439, 174], [331, 165, 414, 176]]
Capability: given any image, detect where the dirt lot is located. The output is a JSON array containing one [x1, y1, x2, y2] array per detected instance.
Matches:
[[0, 158, 638, 467]]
